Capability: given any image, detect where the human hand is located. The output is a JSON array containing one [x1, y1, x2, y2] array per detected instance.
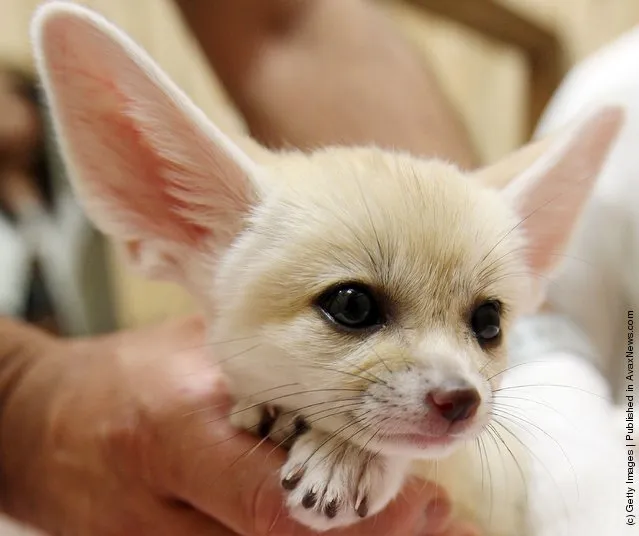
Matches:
[[0, 316, 480, 535]]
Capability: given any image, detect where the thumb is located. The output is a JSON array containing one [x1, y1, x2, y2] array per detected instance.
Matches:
[[147, 346, 297, 536], [158, 387, 298, 536]]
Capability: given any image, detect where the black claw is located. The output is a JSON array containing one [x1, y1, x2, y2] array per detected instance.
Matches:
[[324, 498, 339, 519], [281, 467, 304, 490], [356, 497, 368, 518], [302, 490, 317, 509], [293, 416, 310, 436], [258, 405, 280, 438]]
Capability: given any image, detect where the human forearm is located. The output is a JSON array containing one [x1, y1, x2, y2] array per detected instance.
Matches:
[[0, 318, 56, 523]]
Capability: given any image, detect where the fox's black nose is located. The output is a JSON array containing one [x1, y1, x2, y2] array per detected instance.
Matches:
[[427, 384, 481, 422]]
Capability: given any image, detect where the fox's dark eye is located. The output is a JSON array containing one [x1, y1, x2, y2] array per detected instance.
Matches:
[[471, 301, 501, 344], [318, 284, 383, 330]]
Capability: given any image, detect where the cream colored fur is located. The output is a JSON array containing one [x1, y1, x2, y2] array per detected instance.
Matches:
[[30, 2, 623, 534]]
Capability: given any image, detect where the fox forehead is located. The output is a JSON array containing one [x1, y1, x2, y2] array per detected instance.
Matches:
[[215, 147, 529, 328]]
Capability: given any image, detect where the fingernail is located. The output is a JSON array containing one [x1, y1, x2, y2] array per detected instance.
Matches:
[[419, 496, 452, 534], [425, 497, 450, 524]]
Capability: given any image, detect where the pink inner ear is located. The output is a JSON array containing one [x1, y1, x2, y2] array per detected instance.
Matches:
[[41, 12, 255, 251], [508, 107, 623, 275], [97, 98, 211, 246]]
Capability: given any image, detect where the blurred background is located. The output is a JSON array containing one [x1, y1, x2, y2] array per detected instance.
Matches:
[[0, 0, 638, 336]]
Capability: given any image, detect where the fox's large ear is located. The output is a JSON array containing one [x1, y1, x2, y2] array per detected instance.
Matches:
[[476, 106, 623, 288], [31, 2, 263, 283]]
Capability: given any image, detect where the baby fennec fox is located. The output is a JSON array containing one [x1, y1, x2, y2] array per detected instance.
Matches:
[[31, 3, 622, 534]]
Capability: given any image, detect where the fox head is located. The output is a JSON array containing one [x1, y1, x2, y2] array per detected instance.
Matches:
[[32, 1, 622, 457]]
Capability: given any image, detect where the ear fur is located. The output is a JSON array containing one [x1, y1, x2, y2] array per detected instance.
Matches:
[[476, 107, 623, 297], [31, 1, 263, 282]]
